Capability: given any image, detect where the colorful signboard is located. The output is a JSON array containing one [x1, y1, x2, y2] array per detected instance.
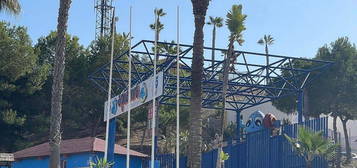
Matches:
[[104, 71, 164, 121]]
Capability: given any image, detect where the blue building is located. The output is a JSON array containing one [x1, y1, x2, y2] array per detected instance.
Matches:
[[12, 137, 147, 168]]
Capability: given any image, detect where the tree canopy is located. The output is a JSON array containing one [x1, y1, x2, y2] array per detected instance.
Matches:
[[0, 22, 192, 153], [273, 37, 357, 120], [226, 4, 246, 45], [0, 22, 49, 151], [272, 37, 357, 163]]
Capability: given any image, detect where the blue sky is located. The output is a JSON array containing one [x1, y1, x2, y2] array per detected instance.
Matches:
[[2, 0, 357, 137], [1, 0, 357, 59]]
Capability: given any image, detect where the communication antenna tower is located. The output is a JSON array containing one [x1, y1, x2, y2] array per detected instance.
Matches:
[[95, 0, 114, 39]]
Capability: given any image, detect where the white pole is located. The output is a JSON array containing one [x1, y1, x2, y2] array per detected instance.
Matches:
[[126, 6, 132, 168], [104, 9, 116, 161], [151, 8, 158, 168], [176, 6, 180, 168]]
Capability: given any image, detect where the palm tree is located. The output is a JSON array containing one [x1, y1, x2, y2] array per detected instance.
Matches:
[[89, 157, 114, 168], [49, 0, 72, 167], [150, 8, 166, 61], [257, 35, 274, 84], [159, 40, 179, 54], [207, 16, 223, 73], [150, 8, 166, 41], [0, 0, 21, 14], [216, 5, 246, 168], [189, 0, 210, 167], [284, 127, 336, 168]]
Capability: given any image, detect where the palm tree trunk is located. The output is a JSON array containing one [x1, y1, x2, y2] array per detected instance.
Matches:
[[265, 44, 269, 85], [340, 117, 352, 163], [140, 121, 148, 151], [49, 0, 71, 167], [156, 26, 160, 42], [306, 160, 313, 168], [216, 37, 234, 168], [211, 26, 216, 73], [189, 0, 209, 167], [164, 127, 170, 153], [155, 19, 160, 61]]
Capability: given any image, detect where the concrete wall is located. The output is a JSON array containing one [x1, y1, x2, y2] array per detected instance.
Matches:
[[326, 117, 357, 153]]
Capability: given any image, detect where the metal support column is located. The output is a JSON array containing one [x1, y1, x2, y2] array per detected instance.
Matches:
[[154, 136, 158, 156], [107, 118, 116, 162], [297, 90, 304, 123], [236, 110, 241, 143]]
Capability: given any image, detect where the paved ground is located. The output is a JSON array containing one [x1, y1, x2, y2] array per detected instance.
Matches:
[[341, 160, 357, 168]]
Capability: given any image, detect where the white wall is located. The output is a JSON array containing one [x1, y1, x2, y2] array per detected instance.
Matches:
[[226, 101, 297, 124], [326, 117, 357, 137]]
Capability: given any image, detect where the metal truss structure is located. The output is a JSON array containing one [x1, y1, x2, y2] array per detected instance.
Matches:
[[94, 0, 114, 39], [89, 40, 333, 115]]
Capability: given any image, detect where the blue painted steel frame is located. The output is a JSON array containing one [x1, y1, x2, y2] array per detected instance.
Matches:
[[107, 118, 116, 161], [297, 90, 304, 123], [89, 40, 332, 111], [89, 40, 333, 162]]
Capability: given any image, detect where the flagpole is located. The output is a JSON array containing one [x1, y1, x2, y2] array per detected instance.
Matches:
[[176, 6, 180, 168], [104, 8, 116, 161], [126, 6, 132, 168], [151, 8, 158, 168]]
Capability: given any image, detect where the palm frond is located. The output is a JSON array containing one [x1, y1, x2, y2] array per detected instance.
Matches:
[[209, 16, 214, 24], [89, 157, 114, 168], [150, 8, 165, 32], [285, 126, 337, 164], [154, 8, 166, 17], [265, 35, 274, 45], [257, 39, 264, 45], [149, 24, 155, 30], [258, 34, 274, 45], [149, 21, 164, 32], [215, 17, 224, 27], [0, 0, 21, 15], [226, 4, 247, 44], [207, 16, 224, 28]]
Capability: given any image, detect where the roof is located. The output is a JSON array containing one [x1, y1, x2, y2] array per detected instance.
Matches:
[[14, 137, 147, 159]]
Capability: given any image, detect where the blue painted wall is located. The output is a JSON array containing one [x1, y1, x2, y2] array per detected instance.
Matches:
[[0, 165, 13, 168], [94, 152, 144, 168], [12, 152, 144, 168]]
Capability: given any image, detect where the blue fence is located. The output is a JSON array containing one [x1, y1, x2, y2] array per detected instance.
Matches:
[[146, 117, 328, 168], [281, 117, 328, 168]]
